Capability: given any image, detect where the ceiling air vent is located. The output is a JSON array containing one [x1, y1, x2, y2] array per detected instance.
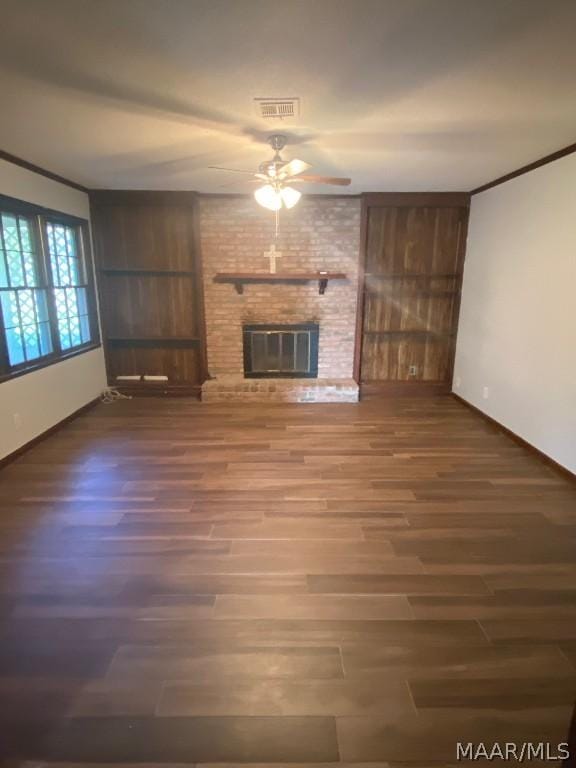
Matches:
[[254, 97, 300, 120]]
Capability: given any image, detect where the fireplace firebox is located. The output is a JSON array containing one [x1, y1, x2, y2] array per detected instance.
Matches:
[[243, 323, 319, 378]]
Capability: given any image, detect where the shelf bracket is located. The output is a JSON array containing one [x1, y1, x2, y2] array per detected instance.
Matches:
[[318, 278, 328, 295]]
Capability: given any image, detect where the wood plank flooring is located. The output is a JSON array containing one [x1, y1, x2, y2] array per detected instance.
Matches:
[[0, 394, 575, 766]]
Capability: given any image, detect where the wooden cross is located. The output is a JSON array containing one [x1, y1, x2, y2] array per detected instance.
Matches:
[[264, 244, 282, 274]]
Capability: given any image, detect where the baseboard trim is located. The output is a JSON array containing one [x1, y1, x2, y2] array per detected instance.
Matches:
[[361, 381, 451, 398], [0, 397, 101, 469], [113, 383, 201, 398], [452, 393, 575, 483]]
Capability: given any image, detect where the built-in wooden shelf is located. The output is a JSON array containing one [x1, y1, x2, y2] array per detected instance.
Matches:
[[365, 272, 461, 279], [214, 272, 347, 295], [107, 336, 200, 348], [363, 330, 456, 337], [101, 268, 195, 277], [365, 290, 458, 298]]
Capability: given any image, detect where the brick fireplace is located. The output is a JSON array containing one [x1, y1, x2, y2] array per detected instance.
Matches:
[[199, 196, 360, 402]]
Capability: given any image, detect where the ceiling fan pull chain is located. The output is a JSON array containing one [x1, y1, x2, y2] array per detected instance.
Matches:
[[275, 208, 280, 238]]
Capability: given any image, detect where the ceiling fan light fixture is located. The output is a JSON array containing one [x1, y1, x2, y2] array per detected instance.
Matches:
[[280, 186, 301, 209], [254, 184, 282, 211]]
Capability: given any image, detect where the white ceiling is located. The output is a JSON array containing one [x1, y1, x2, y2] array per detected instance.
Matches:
[[0, 0, 575, 193]]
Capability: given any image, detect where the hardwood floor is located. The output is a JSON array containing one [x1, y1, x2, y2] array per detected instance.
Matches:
[[0, 394, 575, 765]]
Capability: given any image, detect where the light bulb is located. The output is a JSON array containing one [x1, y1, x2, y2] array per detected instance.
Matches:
[[280, 186, 302, 209], [254, 184, 282, 211]]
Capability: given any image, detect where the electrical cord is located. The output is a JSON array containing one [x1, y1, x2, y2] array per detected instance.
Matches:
[[100, 387, 133, 404]]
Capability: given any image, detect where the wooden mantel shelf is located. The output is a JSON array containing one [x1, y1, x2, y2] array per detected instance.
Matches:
[[214, 272, 347, 295]]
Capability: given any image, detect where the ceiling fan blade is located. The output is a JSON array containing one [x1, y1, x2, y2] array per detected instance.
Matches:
[[207, 166, 256, 175], [288, 174, 352, 186], [217, 178, 253, 189], [277, 158, 312, 178]]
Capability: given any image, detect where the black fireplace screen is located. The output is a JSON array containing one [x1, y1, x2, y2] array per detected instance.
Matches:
[[243, 323, 319, 378]]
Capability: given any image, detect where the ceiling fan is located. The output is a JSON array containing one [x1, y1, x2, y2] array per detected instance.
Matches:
[[208, 134, 351, 211]]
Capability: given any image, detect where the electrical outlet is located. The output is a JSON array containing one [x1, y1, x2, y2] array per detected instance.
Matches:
[[409, 365, 418, 377], [482, 386, 490, 400], [13, 413, 22, 429]]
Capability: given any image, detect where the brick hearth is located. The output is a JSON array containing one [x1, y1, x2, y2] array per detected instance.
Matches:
[[202, 375, 359, 403]]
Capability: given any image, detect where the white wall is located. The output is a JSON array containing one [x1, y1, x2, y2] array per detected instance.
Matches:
[[454, 152, 576, 474], [0, 158, 107, 460]]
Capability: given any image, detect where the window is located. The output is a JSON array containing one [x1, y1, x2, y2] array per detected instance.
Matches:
[[0, 212, 52, 366], [45, 221, 92, 350], [0, 196, 99, 379]]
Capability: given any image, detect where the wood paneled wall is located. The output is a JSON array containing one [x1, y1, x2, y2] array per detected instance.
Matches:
[[90, 191, 206, 395], [357, 193, 469, 386]]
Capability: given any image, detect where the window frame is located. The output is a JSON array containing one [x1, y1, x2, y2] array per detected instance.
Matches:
[[0, 194, 101, 382]]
